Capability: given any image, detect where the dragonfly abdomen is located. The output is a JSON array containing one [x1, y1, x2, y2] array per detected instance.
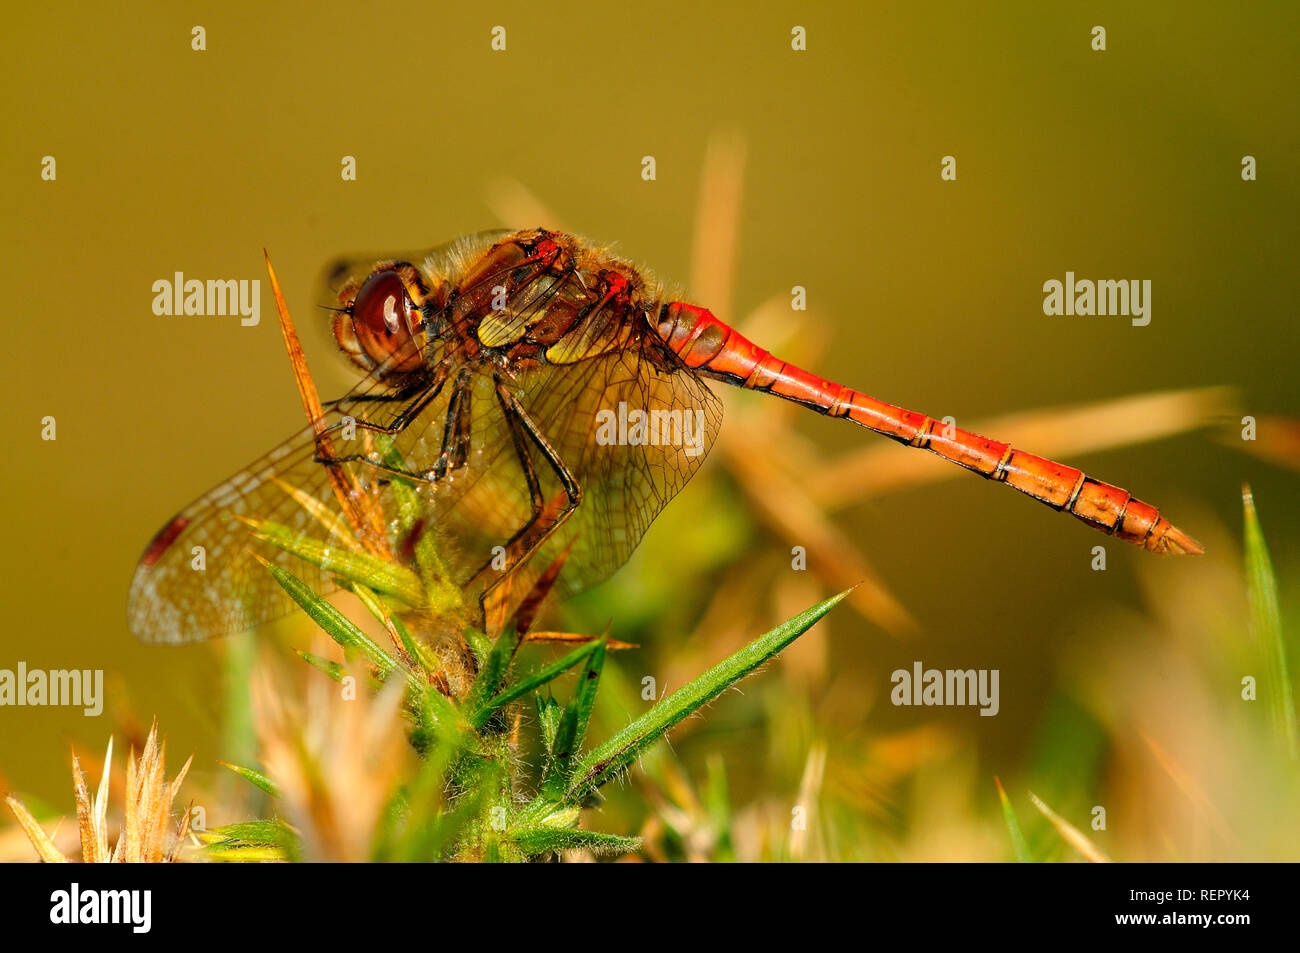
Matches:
[[656, 301, 1202, 555]]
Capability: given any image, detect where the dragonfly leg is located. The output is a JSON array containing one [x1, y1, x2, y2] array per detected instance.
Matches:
[[427, 368, 474, 479], [321, 391, 413, 408], [324, 365, 450, 437], [497, 382, 546, 513], [312, 365, 458, 482], [467, 378, 583, 593]]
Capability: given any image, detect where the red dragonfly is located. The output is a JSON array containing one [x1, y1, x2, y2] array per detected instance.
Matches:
[[128, 228, 1201, 643]]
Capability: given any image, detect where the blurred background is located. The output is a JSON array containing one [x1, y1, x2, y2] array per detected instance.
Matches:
[[3, 1, 1298, 859]]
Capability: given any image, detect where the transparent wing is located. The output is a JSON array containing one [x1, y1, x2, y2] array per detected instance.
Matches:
[[127, 331, 721, 644], [126, 336, 455, 644], [511, 338, 724, 596]]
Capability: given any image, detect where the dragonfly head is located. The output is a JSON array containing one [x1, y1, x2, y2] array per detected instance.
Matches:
[[334, 266, 428, 379]]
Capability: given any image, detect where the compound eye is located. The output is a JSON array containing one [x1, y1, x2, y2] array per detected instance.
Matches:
[[348, 271, 422, 372], [353, 271, 412, 337]]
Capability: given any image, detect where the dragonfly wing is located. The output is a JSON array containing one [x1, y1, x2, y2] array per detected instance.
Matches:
[[129, 417, 364, 644], [509, 338, 725, 594], [128, 339, 722, 643], [126, 341, 457, 644]]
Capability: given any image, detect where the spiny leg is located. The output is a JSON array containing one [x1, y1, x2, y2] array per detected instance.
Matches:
[[468, 377, 583, 594], [498, 380, 546, 514], [322, 391, 412, 408], [326, 365, 450, 433], [431, 368, 474, 480], [313, 364, 461, 483]]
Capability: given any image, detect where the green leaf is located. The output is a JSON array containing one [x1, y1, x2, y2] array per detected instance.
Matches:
[[508, 826, 642, 858], [204, 819, 297, 851], [1243, 485, 1297, 758], [557, 588, 848, 805], [512, 587, 847, 816], [464, 625, 524, 718], [542, 634, 607, 798], [349, 581, 449, 683], [995, 776, 1030, 862], [463, 627, 493, 667], [296, 649, 346, 682], [250, 518, 424, 606], [410, 682, 477, 758], [536, 694, 561, 759], [349, 583, 418, 657], [261, 560, 413, 683], [471, 640, 602, 731], [217, 761, 281, 799]]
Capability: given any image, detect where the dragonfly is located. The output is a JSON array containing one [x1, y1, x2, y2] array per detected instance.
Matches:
[[128, 228, 1202, 644]]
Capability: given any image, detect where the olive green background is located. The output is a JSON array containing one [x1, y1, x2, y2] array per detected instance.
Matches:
[[3, 0, 1297, 825]]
